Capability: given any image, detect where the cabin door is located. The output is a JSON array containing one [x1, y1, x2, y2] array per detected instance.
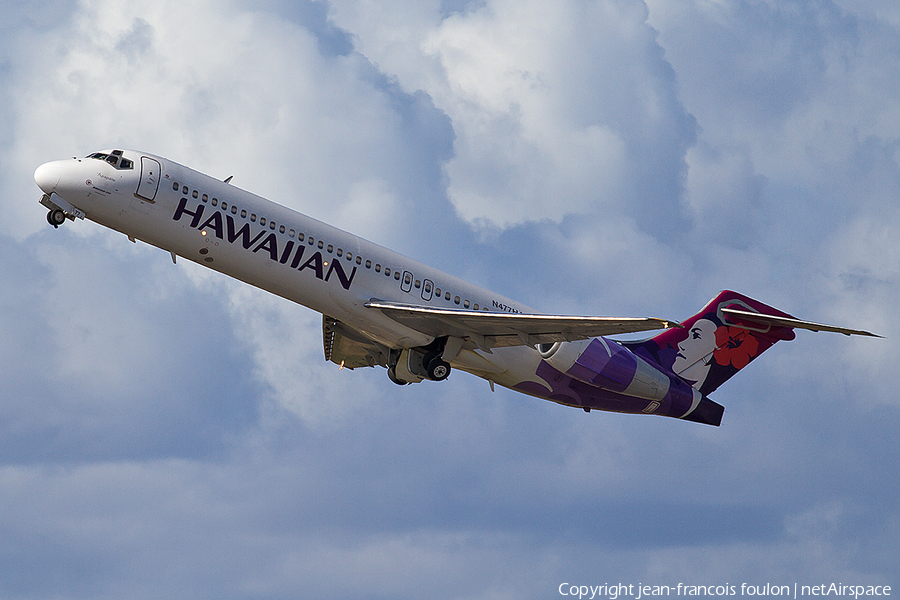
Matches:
[[135, 156, 162, 202]]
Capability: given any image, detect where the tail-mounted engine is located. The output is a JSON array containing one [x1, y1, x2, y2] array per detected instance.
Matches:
[[538, 338, 671, 402], [538, 337, 724, 425]]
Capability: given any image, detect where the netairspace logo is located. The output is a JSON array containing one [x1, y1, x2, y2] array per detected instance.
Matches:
[[557, 583, 892, 600]]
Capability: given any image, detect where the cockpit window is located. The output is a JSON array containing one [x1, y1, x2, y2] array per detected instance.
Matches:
[[86, 150, 134, 170]]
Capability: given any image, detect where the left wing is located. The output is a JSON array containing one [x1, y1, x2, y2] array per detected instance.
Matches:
[[365, 300, 680, 351], [323, 317, 390, 368]]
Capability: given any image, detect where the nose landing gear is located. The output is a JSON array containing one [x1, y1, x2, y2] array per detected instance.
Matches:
[[40, 193, 84, 229], [47, 208, 67, 228]]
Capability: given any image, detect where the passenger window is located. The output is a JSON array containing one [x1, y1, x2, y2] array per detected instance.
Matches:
[[414, 280, 421, 289], [251, 214, 257, 222], [173, 182, 180, 191], [231, 206, 237, 214], [192, 190, 199, 199], [365, 260, 372, 269], [269, 221, 276, 230], [317, 240, 324, 249], [279, 225, 285, 234], [221, 202, 227, 210], [241, 209, 247, 218], [202, 194, 208, 202], [384, 267, 391, 276], [375, 264, 381, 273], [337, 248, 343, 257], [394, 271, 401, 281], [346, 252, 352, 261], [435, 288, 441, 297], [473, 303, 479, 310], [298, 232, 305, 241], [308, 237, 314, 245], [211, 198, 217, 206], [260, 217, 266, 226], [464, 299, 470, 308], [327, 244, 333, 253], [289, 229, 295, 238], [454, 296, 460, 305], [445, 292, 451, 301], [356, 256, 362, 265], [182, 186, 189, 194]]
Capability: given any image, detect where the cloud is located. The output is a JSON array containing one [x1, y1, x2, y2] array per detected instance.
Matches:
[[0, 231, 261, 464], [330, 0, 697, 237]]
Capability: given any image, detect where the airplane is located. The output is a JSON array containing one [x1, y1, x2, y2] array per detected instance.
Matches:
[[33, 149, 879, 426]]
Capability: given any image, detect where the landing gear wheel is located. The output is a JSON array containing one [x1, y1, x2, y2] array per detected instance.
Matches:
[[387, 365, 408, 386], [47, 209, 66, 228], [425, 355, 451, 381]]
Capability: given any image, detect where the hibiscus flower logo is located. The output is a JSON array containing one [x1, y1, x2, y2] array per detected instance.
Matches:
[[713, 326, 759, 369]]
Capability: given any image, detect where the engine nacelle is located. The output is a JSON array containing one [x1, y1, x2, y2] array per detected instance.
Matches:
[[539, 338, 670, 401]]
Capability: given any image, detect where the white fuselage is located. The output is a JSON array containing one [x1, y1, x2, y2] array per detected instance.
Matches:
[[34, 150, 546, 392]]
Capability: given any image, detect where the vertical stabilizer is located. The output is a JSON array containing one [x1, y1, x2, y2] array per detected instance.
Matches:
[[624, 291, 797, 395]]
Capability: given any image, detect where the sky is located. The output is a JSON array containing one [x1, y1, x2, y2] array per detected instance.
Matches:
[[1, 0, 898, 598]]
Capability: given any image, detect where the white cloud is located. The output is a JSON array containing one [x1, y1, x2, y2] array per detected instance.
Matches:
[[330, 0, 696, 232]]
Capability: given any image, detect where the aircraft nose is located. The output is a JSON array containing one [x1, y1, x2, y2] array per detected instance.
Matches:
[[34, 161, 63, 194]]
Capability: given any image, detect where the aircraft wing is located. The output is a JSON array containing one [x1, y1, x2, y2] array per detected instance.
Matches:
[[721, 307, 881, 337], [365, 300, 681, 350]]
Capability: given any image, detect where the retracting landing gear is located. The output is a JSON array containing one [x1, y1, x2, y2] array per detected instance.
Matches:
[[423, 352, 451, 381], [385, 337, 457, 385], [40, 194, 83, 228], [387, 364, 409, 386], [47, 208, 66, 228]]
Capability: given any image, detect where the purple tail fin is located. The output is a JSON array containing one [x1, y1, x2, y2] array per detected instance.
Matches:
[[624, 291, 797, 395]]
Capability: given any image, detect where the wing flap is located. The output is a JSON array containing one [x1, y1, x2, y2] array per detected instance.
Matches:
[[323, 317, 389, 368], [365, 300, 680, 349]]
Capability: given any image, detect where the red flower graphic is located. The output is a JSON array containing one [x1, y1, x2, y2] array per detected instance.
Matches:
[[713, 326, 759, 369]]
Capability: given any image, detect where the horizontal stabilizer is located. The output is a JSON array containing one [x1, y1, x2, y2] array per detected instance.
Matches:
[[623, 290, 879, 397], [365, 300, 680, 350], [721, 307, 881, 337]]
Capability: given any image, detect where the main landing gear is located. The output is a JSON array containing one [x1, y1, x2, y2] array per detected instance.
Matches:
[[47, 208, 66, 228], [424, 352, 451, 381], [386, 340, 454, 385], [387, 364, 408, 386]]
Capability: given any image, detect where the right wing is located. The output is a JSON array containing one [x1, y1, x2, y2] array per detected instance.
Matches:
[[365, 300, 681, 351]]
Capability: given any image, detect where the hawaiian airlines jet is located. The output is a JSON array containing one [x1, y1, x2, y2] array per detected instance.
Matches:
[[34, 150, 878, 426]]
